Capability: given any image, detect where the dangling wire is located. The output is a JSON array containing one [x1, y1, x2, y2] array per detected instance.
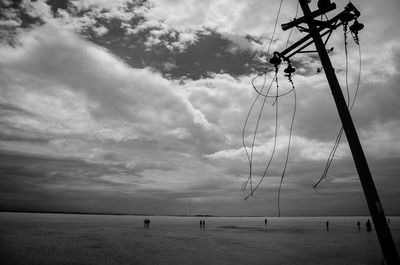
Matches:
[[241, 76, 276, 193], [242, 0, 283, 197], [285, 2, 299, 49], [275, 1, 299, 215], [314, 23, 350, 188], [242, 1, 300, 209], [244, 75, 280, 200], [344, 23, 351, 105], [243, 61, 280, 197], [278, 73, 296, 216], [351, 39, 362, 110], [251, 0, 284, 97], [313, 22, 362, 189], [313, 127, 343, 188]]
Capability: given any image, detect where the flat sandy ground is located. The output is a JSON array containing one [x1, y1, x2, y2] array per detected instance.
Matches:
[[1, 213, 399, 265]]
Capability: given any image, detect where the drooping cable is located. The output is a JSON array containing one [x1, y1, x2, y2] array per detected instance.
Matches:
[[241, 76, 276, 193], [315, 24, 350, 187], [245, 75, 280, 200], [250, 0, 284, 97], [277, 78, 296, 216], [242, 0, 284, 196], [242, 0, 301, 205], [314, 25, 350, 188], [285, 2, 299, 49], [313, 127, 343, 188], [344, 23, 351, 105], [275, 1, 299, 214], [314, 24, 362, 188]]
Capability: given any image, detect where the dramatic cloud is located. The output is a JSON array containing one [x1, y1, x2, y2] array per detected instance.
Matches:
[[0, 0, 399, 216]]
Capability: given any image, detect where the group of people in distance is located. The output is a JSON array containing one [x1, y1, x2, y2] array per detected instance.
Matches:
[[144, 218, 150, 228], [357, 219, 376, 232], [358, 219, 373, 232], [141, 217, 389, 231], [326, 218, 388, 232], [143, 218, 206, 229]]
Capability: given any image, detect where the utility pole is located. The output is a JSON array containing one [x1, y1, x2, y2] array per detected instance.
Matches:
[[272, 1, 399, 264]]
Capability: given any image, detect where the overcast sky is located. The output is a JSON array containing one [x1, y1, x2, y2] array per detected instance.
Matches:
[[0, 0, 399, 216]]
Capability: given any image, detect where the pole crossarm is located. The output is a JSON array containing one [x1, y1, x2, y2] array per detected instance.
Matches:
[[276, 2, 360, 61], [281, 2, 337, 31], [277, 20, 340, 60]]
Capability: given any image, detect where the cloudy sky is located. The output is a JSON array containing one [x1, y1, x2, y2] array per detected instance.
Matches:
[[0, 0, 399, 216]]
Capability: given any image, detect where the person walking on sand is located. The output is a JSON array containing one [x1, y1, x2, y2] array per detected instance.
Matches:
[[144, 218, 150, 228], [366, 219, 371, 232], [202, 220, 205, 228], [357, 220, 360, 231], [265, 218, 267, 225], [326, 221, 329, 231]]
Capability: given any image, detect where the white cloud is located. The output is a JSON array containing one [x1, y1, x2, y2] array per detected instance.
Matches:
[[1, 0, 400, 216], [360, 121, 400, 158], [69, 0, 131, 11], [0, 24, 225, 158], [206, 134, 349, 163], [0, 20, 21, 27], [24, 0, 53, 21]]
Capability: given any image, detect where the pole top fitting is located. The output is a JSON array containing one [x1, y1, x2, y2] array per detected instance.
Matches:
[[269, 53, 282, 67]]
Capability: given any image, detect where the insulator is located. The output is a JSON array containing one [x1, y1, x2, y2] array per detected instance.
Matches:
[[269, 54, 282, 67], [284, 64, 295, 74], [350, 20, 364, 33], [317, 0, 331, 11], [341, 12, 354, 23]]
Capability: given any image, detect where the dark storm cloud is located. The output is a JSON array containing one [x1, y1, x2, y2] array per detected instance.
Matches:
[[2, 0, 287, 81], [0, 130, 51, 144], [0, 150, 183, 213], [165, 30, 264, 79], [86, 21, 265, 80], [0, 103, 51, 143], [0, 0, 45, 27], [0, 0, 399, 216], [0, 0, 45, 46], [0, 150, 226, 215], [0, 102, 34, 117], [45, 0, 70, 14], [4, 0, 265, 80]]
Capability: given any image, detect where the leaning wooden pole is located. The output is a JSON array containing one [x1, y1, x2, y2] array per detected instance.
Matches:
[[298, 0, 399, 264]]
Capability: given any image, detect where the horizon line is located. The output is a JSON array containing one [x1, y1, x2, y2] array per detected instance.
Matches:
[[1, 210, 397, 218]]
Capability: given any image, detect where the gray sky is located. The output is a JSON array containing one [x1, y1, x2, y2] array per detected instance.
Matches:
[[0, 0, 399, 216]]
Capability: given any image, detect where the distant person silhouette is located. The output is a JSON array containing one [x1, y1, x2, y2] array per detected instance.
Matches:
[[357, 221, 360, 231], [265, 219, 267, 225], [366, 219, 372, 232], [143, 218, 150, 228], [326, 221, 329, 231], [200, 220, 202, 228], [202, 220, 205, 228]]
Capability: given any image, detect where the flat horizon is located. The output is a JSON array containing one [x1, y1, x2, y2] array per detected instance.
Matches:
[[1, 210, 398, 218]]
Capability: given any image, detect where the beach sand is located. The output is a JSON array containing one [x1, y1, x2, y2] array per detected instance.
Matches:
[[1, 212, 399, 265]]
